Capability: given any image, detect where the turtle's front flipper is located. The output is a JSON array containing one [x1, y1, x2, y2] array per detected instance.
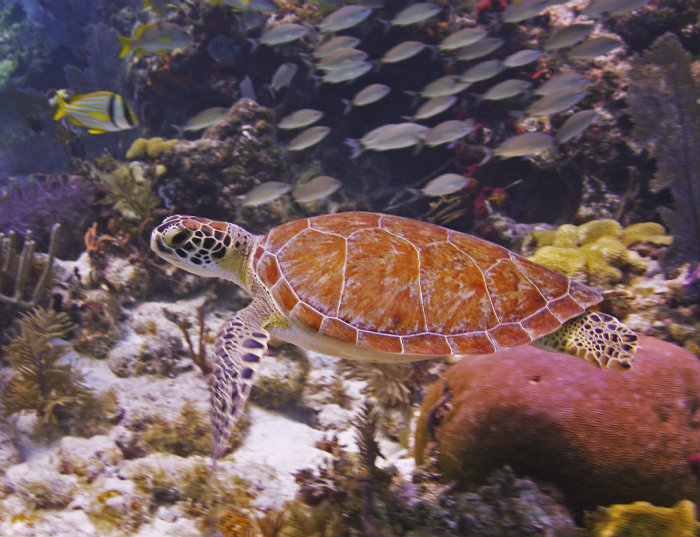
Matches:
[[211, 305, 270, 459], [534, 312, 637, 371]]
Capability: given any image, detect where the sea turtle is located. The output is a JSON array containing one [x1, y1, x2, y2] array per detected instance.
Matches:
[[151, 212, 637, 458]]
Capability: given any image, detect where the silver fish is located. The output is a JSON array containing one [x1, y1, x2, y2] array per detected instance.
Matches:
[[318, 5, 373, 33], [242, 181, 291, 206], [439, 27, 488, 50], [321, 61, 372, 83], [422, 173, 472, 196], [292, 175, 342, 202], [503, 49, 542, 68], [420, 76, 470, 98], [567, 36, 622, 60], [316, 48, 368, 71], [460, 59, 505, 83], [556, 109, 597, 143], [544, 23, 594, 51], [117, 21, 192, 58], [343, 83, 391, 114], [534, 72, 589, 96], [181, 107, 229, 132], [390, 3, 441, 26], [493, 132, 554, 158], [413, 95, 457, 120], [381, 41, 428, 64], [278, 108, 324, 130], [314, 35, 361, 58], [527, 86, 587, 116], [259, 23, 309, 46], [287, 126, 330, 150], [270, 62, 298, 92], [502, 0, 551, 23], [481, 79, 531, 101], [455, 37, 503, 61], [424, 120, 475, 147], [349, 122, 429, 157]]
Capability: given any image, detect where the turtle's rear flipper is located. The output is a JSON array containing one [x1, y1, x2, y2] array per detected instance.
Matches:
[[534, 312, 637, 370], [211, 304, 270, 459]]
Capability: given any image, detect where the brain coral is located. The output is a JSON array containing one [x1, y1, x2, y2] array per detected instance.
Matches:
[[415, 336, 700, 513]]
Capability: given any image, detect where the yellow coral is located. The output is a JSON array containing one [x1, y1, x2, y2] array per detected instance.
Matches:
[[126, 137, 178, 160], [525, 220, 671, 286], [584, 499, 700, 537]]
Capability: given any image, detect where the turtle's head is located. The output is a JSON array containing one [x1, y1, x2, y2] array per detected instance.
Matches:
[[151, 215, 255, 288]]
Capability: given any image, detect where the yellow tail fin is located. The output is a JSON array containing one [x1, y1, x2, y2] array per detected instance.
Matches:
[[52, 91, 68, 120], [117, 35, 132, 58]]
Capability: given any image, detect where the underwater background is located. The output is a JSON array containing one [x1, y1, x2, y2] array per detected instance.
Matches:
[[0, 0, 699, 535]]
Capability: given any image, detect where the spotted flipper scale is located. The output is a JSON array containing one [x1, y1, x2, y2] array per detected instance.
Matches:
[[534, 312, 637, 371], [211, 310, 269, 459]]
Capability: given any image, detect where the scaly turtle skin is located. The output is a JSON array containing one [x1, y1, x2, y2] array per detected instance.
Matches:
[[151, 212, 637, 458]]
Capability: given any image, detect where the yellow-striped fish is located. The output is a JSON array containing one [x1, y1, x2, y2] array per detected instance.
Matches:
[[117, 21, 192, 58], [53, 91, 138, 134]]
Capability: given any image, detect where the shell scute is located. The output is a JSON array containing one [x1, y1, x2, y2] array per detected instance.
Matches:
[[448, 332, 496, 354], [291, 303, 324, 332], [485, 259, 548, 323], [320, 317, 358, 345], [257, 252, 282, 287], [448, 230, 510, 269], [522, 308, 562, 336], [310, 212, 381, 237], [489, 322, 533, 348], [357, 331, 403, 354], [549, 293, 586, 321], [265, 217, 309, 254], [511, 254, 570, 300], [338, 228, 425, 334], [271, 279, 299, 313], [420, 241, 498, 334], [380, 214, 448, 249], [402, 333, 452, 355], [276, 228, 345, 315]]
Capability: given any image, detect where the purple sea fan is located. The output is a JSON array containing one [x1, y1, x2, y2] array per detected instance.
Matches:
[[0, 177, 94, 240]]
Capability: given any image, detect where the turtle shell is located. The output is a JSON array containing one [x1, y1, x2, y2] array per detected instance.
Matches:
[[253, 212, 601, 356]]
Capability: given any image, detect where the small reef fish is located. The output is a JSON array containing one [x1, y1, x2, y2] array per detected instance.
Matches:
[[313, 36, 361, 58], [439, 27, 487, 50], [502, 49, 542, 68], [214, 0, 278, 12], [412, 95, 457, 120], [460, 59, 505, 83], [556, 109, 597, 143], [544, 23, 594, 51], [242, 181, 291, 206], [419, 76, 469, 98], [257, 23, 309, 47], [342, 83, 391, 114], [421, 173, 472, 197], [424, 119, 475, 147], [527, 86, 587, 116], [390, 3, 441, 26], [567, 36, 622, 60], [270, 62, 297, 93], [292, 175, 342, 202], [534, 72, 589, 96], [316, 48, 368, 71], [318, 5, 373, 33], [207, 34, 240, 62], [502, 0, 555, 23], [380, 41, 429, 64], [583, 0, 649, 17], [117, 21, 192, 58], [52, 90, 138, 134], [179, 107, 229, 133], [278, 108, 324, 130], [287, 125, 330, 150], [143, 0, 179, 13], [455, 37, 503, 61], [347, 122, 429, 157], [480, 79, 532, 101], [321, 61, 372, 84], [493, 132, 554, 158]]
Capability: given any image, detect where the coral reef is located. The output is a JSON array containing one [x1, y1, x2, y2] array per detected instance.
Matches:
[[415, 335, 700, 513], [523, 219, 671, 286], [583, 499, 700, 537]]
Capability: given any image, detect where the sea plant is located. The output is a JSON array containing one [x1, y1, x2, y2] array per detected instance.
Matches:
[[627, 32, 700, 268], [97, 162, 162, 224], [0, 306, 92, 425], [163, 299, 212, 375], [0, 223, 60, 309]]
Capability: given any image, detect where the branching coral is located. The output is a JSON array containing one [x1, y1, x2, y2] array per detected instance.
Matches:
[[0, 223, 60, 309], [524, 219, 671, 286], [1, 306, 92, 425], [627, 32, 700, 268]]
